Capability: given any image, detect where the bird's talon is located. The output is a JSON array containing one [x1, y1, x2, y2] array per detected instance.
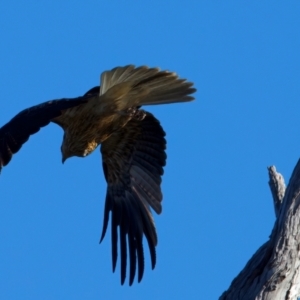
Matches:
[[134, 110, 146, 121], [125, 108, 146, 120]]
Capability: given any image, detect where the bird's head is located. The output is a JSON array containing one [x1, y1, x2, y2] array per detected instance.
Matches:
[[61, 133, 98, 163], [60, 133, 78, 163], [61, 142, 74, 164]]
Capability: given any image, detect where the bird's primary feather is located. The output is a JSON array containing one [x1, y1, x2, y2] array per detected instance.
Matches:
[[100, 112, 166, 285]]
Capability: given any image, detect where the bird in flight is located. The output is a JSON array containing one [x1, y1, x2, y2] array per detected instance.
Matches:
[[0, 65, 196, 285]]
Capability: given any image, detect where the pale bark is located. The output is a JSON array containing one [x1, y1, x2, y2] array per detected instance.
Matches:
[[219, 160, 300, 300]]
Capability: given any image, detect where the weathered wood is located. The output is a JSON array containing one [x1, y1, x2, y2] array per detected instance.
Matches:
[[219, 160, 300, 300], [268, 166, 286, 218]]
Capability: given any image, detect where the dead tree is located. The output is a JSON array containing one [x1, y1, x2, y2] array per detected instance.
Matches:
[[220, 160, 300, 300]]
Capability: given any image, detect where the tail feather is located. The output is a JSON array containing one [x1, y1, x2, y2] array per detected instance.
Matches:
[[99, 65, 196, 110]]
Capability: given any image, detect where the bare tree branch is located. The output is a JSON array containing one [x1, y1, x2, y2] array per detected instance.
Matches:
[[219, 160, 300, 300], [268, 166, 286, 218]]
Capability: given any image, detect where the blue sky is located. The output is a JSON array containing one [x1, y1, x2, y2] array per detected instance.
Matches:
[[0, 1, 300, 299]]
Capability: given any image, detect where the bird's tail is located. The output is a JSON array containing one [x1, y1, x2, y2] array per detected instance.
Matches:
[[99, 65, 196, 110]]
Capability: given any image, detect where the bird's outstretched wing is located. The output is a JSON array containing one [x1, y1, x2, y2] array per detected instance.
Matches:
[[100, 112, 166, 285], [0, 97, 88, 171]]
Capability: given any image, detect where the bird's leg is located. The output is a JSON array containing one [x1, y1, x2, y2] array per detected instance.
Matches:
[[133, 109, 146, 121], [125, 107, 146, 121]]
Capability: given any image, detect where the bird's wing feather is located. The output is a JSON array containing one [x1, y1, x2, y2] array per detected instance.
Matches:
[[0, 97, 88, 170], [100, 112, 166, 285]]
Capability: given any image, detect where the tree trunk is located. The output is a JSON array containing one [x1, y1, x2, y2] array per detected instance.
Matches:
[[219, 160, 300, 300]]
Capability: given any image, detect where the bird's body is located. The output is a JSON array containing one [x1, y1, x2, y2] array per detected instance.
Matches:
[[53, 97, 126, 159], [0, 65, 196, 285]]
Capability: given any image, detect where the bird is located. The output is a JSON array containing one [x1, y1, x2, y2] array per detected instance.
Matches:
[[0, 65, 196, 285]]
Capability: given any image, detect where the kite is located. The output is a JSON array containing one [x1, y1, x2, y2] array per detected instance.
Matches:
[[0, 65, 196, 285]]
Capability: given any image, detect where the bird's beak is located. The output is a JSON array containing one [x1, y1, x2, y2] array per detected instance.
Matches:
[[62, 151, 72, 164]]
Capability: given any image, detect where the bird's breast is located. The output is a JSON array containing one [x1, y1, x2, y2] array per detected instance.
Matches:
[[60, 99, 132, 158]]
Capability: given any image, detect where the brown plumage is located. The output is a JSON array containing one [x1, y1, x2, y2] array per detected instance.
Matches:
[[0, 65, 196, 285]]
